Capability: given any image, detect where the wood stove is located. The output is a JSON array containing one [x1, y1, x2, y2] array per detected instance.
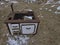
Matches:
[[4, 10, 40, 35]]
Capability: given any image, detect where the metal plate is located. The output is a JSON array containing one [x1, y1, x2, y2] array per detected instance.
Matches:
[[21, 24, 35, 34], [20, 23, 38, 34]]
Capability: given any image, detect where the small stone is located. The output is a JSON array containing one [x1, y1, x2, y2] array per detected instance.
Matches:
[[32, 39, 36, 43], [9, 1, 18, 4], [38, 15, 40, 17], [2, 16, 4, 18], [39, 8, 42, 10], [51, 5, 56, 7], [0, 2, 4, 5], [48, 9, 52, 11], [57, 6, 60, 10], [41, 16, 43, 18], [7, 44, 9, 45], [55, 11, 57, 14], [5, 0, 10, 1], [55, 11, 60, 14], [45, 8, 48, 10], [6, 33, 9, 36], [32, 40, 34, 43]]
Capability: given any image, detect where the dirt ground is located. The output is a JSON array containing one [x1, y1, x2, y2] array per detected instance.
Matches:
[[0, 2, 60, 45]]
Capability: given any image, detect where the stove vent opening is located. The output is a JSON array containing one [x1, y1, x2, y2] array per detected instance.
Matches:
[[13, 12, 35, 20]]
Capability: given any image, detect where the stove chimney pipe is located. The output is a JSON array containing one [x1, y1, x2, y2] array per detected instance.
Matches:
[[11, 3, 14, 12]]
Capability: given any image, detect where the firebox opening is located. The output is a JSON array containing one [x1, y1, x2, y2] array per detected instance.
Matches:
[[13, 12, 35, 20]]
